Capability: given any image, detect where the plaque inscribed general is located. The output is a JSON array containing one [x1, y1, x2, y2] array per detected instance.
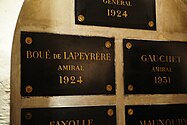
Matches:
[[21, 32, 115, 96], [75, 0, 156, 30], [22, 106, 116, 125], [125, 104, 187, 125], [124, 39, 187, 94]]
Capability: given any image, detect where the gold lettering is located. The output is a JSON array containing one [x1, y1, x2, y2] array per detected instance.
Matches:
[[102, 0, 132, 6], [58, 65, 84, 71], [26, 50, 32, 59], [69, 120, 76, 125], [88, 119, 94, 125], [79, 52, 84, 60], [141, 55, 147, 62], [100, 53, 106, 60], [148, 55, 157, 62], [45, 50, 51, 59], [69, 52, 75, 60], [96, 52, 100, 60], [63, 65, 69, 71], [61, 120, 68, 125], [64, 52, 67, 59], [154, 76, 171, 84], [152, 67, 172, 73], [140, 118, 187, 125], [157, 119, 165, 125], [106, 53, 111, 61], [140, 120, 155, 125], [159, 55, 165, 62], [26, 50, 51, 59], [50, 121, 55, 125], [107, 9, 128, 18], [63, 51, 112, 61], [53, 53, 61, 60], [125, 1, 132, 6], [90, 53, 96, 60], [148, 120, 154, 125], [74, 52, 79, 60], [140, 120, 147, 125], [84, 52, 90, 60], [49, 119, 94, 125], [60, 76, 83, 85], [141, 55, 181, 63], [57, 65, 63, 71]]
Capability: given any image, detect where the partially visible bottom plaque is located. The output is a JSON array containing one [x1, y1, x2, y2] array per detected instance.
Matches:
[[22, 106, 116, 125], [125, 104, 187, 125]]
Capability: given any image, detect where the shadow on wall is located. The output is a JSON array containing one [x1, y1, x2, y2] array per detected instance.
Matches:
[[162, 0, 187, 33]]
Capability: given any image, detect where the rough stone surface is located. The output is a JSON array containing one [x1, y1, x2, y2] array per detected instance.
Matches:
[[0, 80, 10, 125], [0, 0, 23, 124]]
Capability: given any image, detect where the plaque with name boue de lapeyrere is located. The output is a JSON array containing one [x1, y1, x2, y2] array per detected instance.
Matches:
[[21, 32, 115, 96]]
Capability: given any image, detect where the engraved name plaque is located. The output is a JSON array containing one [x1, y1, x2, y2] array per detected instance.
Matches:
[[125, 104, 187, 125], [75, 0, 156, 30], [21, 32, 115, 96], [22, 106, 116, 125], [124, 39, 187, 94]]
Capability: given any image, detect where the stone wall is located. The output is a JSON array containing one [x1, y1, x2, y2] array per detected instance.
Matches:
[[2, 0, 187, 124], [0, 0, 23, 124]]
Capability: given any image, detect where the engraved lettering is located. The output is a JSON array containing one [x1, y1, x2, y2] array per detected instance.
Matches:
[[154, 76, 171, 84], [53, 53, 62, 60], [49, 119, 94, 125], [60, 76, 83, 84], [152, 67, 172, 73], [103, 0, 132, 6], [139, 118, 187, 125], [63, 51, 111, 61], [107, 9, 128, 18], [140, 55, 181, 63], [26, 50, 51, 59], [57, 65, 84, 71]]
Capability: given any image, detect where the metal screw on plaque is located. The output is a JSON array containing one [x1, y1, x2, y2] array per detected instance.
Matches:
[[25, 37, 33, 44], [148, 21, 154, 27], [25, 112, 32, 120], [128, 84, 134, 92], [106, 84, 113, 92], [105, 41, 112, 48], [107, 109, 114, 117], [78, 15, 85, 22], [128, 108, 134, 116], [25, 85, 33, 93], [126, 42, 132, 49]]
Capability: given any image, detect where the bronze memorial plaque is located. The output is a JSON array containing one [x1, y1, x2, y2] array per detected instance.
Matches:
[[21, 106, 116, 125], [75, 0, 156, 30], [21, 32, 115, 96], [125, 104, 187, 125], [124, 39, 187, 94]]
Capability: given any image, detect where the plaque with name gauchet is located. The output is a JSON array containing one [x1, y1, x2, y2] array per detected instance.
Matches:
[[125, 104, 187, 125], [124, 39, 187, 94], [22, 106, 116, 125], [21, 32, 115, 96], [75, 0, 156, 30]]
